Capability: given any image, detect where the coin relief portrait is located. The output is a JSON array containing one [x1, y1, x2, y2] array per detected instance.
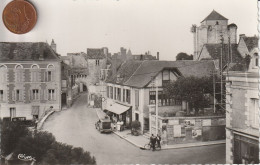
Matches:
[[2, 0, 37, 34]]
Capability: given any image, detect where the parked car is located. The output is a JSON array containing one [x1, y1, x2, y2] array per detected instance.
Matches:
[[95, 116, 112, 133]]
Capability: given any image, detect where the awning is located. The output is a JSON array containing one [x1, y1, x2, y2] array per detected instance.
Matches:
[[31, 106, 39, 115], [106, 103, 131, 115]]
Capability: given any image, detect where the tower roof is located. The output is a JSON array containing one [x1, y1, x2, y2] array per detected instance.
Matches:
[[201, 10, 228, 23]]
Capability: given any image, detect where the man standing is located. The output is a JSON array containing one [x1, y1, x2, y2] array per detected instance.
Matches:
[[150, 134, 156, 151], [156, 134, 161, 148]]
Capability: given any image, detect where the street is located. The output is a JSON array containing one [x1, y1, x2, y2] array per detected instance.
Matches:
[[43, 93, 225, 164]]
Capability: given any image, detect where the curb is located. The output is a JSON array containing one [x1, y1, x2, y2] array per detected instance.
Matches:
[[37, 110, 55, 130], [113, 130, 225, 150], [113, 131, 143, 148]]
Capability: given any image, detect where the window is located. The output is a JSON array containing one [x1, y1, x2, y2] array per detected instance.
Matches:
[[15, 65, 24, 82], [13, 89, 22, 101], [0, 90, 3, 101], [117, 88, 121, 101], [10, 108, 16, 118], [162, 70, 170, 86], [0, 65, 7, 83], [48, 89, 55, 101], [109, 86, 113, 99], [32, 89, 39, 100], [123, 89, 126, 102], [149, 91, 156, 104], [107, 86, 109, 98], [114, 87, 116, 100], [126, 89, 131, 104], [149, 91, 181, 106], [250, 98, 259, 128], [96, 60, 100, 66], [47, 71, 52, 81], [135, 90, 139, 109]]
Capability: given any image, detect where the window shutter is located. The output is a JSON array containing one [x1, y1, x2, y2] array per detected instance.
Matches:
[[44, 89, 48, 100], [30, 90, 33, 100], [51, 71, 54, 82], [54, 89, 57, 101], [19, 90, 23, 101]]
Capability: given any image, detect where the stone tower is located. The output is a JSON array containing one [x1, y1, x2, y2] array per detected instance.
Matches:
[[51, 39, 57, 52], [191, 10, 237, 60]]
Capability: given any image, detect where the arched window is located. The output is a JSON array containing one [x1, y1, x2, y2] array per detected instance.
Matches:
[[47, 64, 54, 69], [0, 65, 7, 83], [15, 64, 24, 82], [15, 64, 23, 69], [31, 64, 40, 69], [0, 65, 7, 69]]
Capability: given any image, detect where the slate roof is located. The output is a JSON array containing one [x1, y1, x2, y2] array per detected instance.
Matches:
[[243, 36, 258, 52], [201, 10, 228, 23], [0, 42, 60, 61], [201, 44, 243, 67], [86, 48, 106, 59], [106, 60, 216, 88]]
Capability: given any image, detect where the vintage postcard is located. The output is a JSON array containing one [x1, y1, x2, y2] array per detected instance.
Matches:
[[0, 0, 258, 164]]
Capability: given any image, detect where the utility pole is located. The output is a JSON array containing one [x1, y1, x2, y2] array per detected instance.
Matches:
[[213, 71, 216, 113], [220, 35, 224, 108], [155, 77, 159, 135]]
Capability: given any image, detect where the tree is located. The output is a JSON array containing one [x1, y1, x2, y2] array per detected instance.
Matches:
[[164, 76, 221, 115], [176, 52, 193, 61], [1, 121, 96, 164], [1, 121, 30, 156]]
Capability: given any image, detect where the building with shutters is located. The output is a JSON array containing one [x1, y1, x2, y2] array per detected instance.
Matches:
[[104, 60, 218, 133], [0, 42, 61, 121]]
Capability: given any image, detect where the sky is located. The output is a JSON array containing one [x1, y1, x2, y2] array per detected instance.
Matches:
[[0, 0, 258, 61]]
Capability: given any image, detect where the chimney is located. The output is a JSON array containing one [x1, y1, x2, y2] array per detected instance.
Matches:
[[157, 52, 159, 60], [51, 39, 56, 52]]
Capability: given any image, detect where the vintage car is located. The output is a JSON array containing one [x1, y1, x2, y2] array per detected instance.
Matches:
[[95, 116, 112, 133]]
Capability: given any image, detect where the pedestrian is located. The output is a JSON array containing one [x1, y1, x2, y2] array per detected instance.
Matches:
[[150, 134, 156, 151], [156, 134, 161, 148]]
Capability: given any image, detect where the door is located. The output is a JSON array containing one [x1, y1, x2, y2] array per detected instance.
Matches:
[[10, 108, 16, 118], [62, 93, 67, 107]]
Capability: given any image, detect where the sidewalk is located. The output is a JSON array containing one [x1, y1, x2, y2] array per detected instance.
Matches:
[[95, 108, 225, 150]]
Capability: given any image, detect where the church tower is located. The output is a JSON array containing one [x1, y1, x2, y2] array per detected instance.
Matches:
[[191, 10, 237, 60], [51, 39, 57, 52]]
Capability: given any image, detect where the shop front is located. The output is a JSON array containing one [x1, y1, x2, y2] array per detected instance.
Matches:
[[104, 102, 132, 129], [233, 132, 259, 164]]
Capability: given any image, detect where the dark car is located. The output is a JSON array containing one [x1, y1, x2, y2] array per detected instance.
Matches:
[[95, 117, 112, 133]]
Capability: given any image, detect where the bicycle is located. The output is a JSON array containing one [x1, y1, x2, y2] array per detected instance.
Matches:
[[142, 142, 161, 151]]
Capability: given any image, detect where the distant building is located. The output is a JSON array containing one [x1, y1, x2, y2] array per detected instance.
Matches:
[[0, 42, 61, 121], [191, 10, 238, 61], [225, 36, 259, 164]]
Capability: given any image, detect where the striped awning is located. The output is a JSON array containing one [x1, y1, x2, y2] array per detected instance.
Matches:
[[31, 106, 39, 115]]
